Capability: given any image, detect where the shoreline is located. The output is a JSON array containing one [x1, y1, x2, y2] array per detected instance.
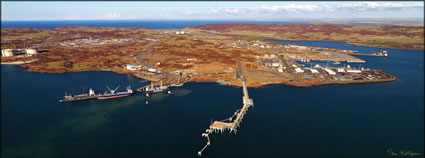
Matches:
[[12, 64, 398, 88], [265, 38, 424, 51]]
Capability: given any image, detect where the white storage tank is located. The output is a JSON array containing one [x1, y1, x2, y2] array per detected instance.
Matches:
[[148, 68, 157, 72]]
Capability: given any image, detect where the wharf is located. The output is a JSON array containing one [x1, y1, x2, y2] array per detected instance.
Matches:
[[197, 60, 254, 156], [348, 52, 385, 57]]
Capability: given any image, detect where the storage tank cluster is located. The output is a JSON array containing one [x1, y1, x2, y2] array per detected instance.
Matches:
[[175, 31, 185, 35]]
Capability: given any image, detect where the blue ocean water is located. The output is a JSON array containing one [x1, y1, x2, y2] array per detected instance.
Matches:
[[1, 21, 424, 158], [1, 20, 311, 29]]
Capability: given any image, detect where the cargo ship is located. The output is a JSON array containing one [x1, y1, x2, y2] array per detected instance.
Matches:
[[143, 81, 171, 96], [98, 85, 134, 100], [60, 88, 99, 102], [372, 50, 388, 57]]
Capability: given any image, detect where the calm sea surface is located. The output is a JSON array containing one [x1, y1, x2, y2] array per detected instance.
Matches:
[[1, 21, 424, 158], [1, 20, 311, 29]]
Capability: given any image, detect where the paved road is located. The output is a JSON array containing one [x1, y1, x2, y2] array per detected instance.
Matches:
[[134, 38, 179, 86]]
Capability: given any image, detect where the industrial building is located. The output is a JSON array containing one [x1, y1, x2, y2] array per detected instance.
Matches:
[[1, 48, 38, 57], [1, 49, 14, 57], [323, 68, 336, 75], [126, 64, 142, 71], [295, 68, 304, 73], [347, 69, 362, 73], [25, 48, 38, 56], [307, 68, 319, 74]]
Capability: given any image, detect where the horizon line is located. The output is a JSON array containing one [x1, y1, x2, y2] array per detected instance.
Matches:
[[2, 18, 424, 22]]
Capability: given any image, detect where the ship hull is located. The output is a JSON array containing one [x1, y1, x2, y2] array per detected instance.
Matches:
[[98, 93, 133, 100], [143, 89, 169, 94], [60, 95, 99, 102]]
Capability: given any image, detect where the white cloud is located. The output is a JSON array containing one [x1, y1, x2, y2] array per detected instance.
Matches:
[[103, 12, 121, 19], [259, 4, 324, 13], [64, 14, 81, 20], [336, 2, 423, 11], [204, 7, 249, 15], [181, 2, 424, 16]]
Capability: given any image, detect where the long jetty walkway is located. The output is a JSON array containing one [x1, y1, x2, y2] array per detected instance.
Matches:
[[197, 60, 254, 156]]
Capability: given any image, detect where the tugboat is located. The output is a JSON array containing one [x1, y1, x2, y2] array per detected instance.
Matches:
[[98, 85, 134, 100], [143, 81, 170, 96], [60, 88, 99, 102]]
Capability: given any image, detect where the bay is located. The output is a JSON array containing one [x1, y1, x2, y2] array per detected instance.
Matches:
[[1, 21, 423, 158]]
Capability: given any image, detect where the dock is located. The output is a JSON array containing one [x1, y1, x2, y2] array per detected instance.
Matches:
[[197, 60, 254, 156], [348, 52, 386, 57]]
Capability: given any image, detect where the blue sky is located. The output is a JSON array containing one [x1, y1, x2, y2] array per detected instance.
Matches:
[[1, 1, 424, 21]]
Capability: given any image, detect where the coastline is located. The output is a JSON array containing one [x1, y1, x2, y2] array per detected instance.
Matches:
[[1, 60, 37, 65], [265, 38, 424, 51], [184, 74, 397, 88], [9, 63, 398, 88]]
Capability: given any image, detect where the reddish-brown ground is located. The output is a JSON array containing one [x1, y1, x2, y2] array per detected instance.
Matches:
[[189, 24, 424, 50]]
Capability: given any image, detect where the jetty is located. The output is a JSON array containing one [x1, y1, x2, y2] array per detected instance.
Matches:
[[197, 60, 254, 156], [348, 52, 385, 57], [348, 50, 388, 57]]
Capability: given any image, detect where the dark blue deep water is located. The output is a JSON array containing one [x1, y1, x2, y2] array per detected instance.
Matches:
[[1, 21, 424, 158], [1, 20, 311, 29]]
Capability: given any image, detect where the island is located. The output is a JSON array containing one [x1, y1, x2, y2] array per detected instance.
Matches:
[[2, 24, 423, 88]]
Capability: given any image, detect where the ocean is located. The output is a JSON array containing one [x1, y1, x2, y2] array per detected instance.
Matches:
[[1, 20, 311, 30], [1, 21, 424, 158]]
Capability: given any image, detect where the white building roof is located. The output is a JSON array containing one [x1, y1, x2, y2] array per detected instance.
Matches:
[[309, 69, 319, 73], [324, 68, 336, 75], [347, 69, 362, 73], [295, 68, 304, 73]]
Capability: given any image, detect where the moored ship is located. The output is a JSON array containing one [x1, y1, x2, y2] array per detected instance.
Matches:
[[98, 85, 134, 100], [60, 88, 99, 102], [143, 81, 170, 96], [372, 50, 388, 57]]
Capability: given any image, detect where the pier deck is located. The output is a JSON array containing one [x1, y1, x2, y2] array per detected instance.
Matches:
[[348, 52, 385, 57], [198, 60, 254, 156]]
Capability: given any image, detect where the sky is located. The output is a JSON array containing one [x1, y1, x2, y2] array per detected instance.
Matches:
[[1, 1, 424, 21]]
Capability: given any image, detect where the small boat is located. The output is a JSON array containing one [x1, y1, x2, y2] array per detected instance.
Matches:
[[98, 85, 134, 100]]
